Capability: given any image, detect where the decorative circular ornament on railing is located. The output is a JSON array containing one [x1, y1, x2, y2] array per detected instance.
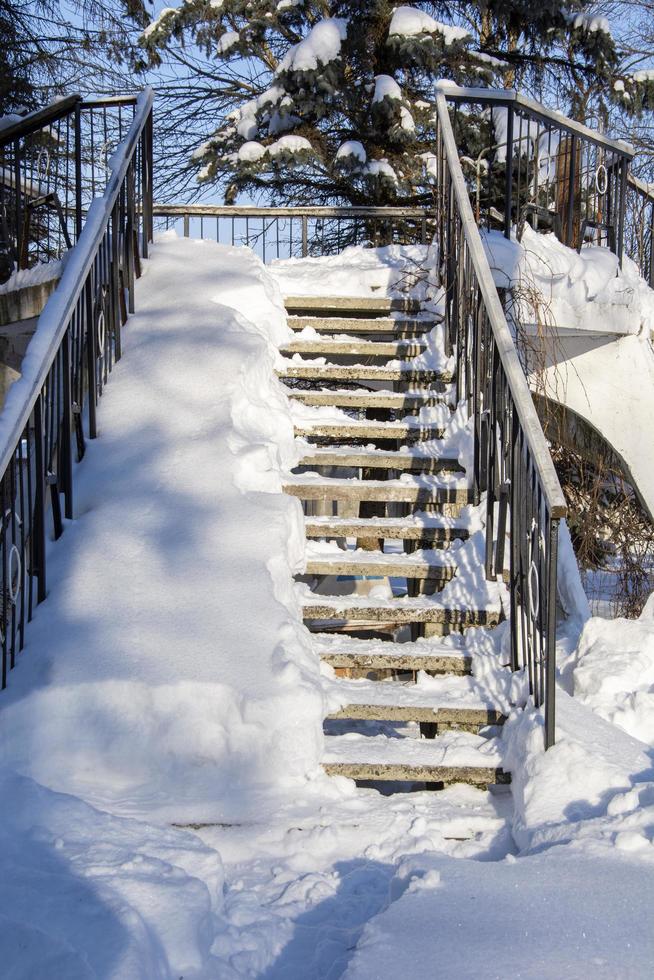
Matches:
[[595, 164, 608, 197], [8, 544, 22, 604]]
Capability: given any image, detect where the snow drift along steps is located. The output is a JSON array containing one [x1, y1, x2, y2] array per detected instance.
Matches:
[[282, 295, 510, 789]]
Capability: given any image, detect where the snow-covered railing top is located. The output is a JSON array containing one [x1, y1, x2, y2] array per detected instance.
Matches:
[[438, 82, 632, 259], [0, 88, 153, 693], [435, 90, 566, 747]]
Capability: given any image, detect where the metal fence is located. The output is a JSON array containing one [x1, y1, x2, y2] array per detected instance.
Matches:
[[625, 173, 654, 287], [443, 85, 633, 259], [435, 91, 568, 748], [0, 94, 143, 278], [152, 204, 433, 262], [0, 89, 153, 691]]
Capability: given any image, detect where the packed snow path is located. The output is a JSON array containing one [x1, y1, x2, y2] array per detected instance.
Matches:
[[279, 294, 510, 790]]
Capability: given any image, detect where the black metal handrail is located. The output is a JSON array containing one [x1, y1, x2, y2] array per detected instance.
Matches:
[[625, 173, 654, 288], [0, 94, 140, 277], [435, 91, 567, 748], [152, 203, 433, 261], [0, 88, 153, 691], [440, 83, 633, 260]]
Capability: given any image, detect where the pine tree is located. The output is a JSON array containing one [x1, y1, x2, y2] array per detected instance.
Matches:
[[137, 1, 653, 206]]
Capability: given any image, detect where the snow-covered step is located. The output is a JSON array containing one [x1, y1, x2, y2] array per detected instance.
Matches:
[[304, 545, 457, 581], [287, 316, 437, 335], [313, 633, 471, 673], [322, 732, 510, 786], [302, 592, 501, 628], [323, 675, 505, 727], [280, 338, 427, 357], [284, 474, 473, 505], [297, 445, 464, 474], [284, 296, 422, 315], [303, 514, 470, 543], [287, 389, 451, 410], [292, 420, 447, 442], [278, 362, 452, 384]]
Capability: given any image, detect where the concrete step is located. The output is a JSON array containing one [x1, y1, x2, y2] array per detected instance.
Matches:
[[284, 296, 422, 315], [284, 475, 473, 504], [293, 420, 447, 442], [278, 363, 451, 384], [303, 514, 470, 542], [280, 338, 427, 357], [288, 316, 437, 335], [313, 633, 471, 673], [287, 389, 451, 410], [322, 732, 510, 786], [296, 445, 463, 474], [302, 592, 501, 628], [304, 545, 457, 581], [323, 675, 505, 727]]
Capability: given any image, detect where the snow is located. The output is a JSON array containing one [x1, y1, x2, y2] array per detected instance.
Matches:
[[0, 257, 63, 294], [572, 596, 654, 743], [568, 12, 611, 34], [267, 134, 312, 157], [483, 226, 654, 336], [277, 17, 348, 74], [270, 243, 433, 298], [372, 74, 402, 104], [365, 158, 398, 183], [5, 233, 654, 976], [335, 140, 367, 164], [0, 233, 326, 826], [142, 7, 176, 40], [388, 6, 469, 45], [216, 30, 239, 55], [236, 140, 266, 163]]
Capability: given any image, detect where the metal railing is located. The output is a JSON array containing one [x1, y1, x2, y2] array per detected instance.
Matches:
[[435, 91, 568, 748], [152, 204, 433, 262], [0, 89, 153, 691], [625, 173, 654, 287], [441, 84, 633, 259], [0, 94, 142, 278]]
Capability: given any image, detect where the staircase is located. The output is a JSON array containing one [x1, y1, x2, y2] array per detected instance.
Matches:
[[279, 295, 511, 791]]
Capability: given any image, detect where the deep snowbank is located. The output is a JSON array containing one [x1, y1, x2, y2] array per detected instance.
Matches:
[[483, 225, 654, 335], [0, 233, 325, 825]]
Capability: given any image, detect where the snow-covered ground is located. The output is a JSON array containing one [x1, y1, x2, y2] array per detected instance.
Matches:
[[1, 236, 654, 977]]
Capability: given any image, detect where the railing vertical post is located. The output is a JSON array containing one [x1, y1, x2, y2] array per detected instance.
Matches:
[[13, 138, 22, 267], [126, 162, 136, 313], [649, 201, 654, 289], [302, 215, 308, 256], [62, 329, 74, 520], [183, 212, 190, 237], [504, 105, 514, 240], [74, 100, 83, 242], [566, 134, 578, 248], [545, 518, 560, 749], [617, 160, 628, 266], [85, 276, 97, 439], [33, 395, 47, 604]]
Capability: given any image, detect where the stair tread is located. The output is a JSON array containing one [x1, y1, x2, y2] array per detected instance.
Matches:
[[303, 514, 472, 541], [305, 544, 457, 571], [284, 296, 422, 313], [323, 674, 503, 713], [323, 731, 505, 770], [288, 389, 451, 408], [313, 632, 465, 656], [287, 316, 439, 334], [301, 589, 501, 617], [292, 423, 447, 441], [281, 339, 427, 356], [297, 445, 462, 472], [279, 363, 452, 382]]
